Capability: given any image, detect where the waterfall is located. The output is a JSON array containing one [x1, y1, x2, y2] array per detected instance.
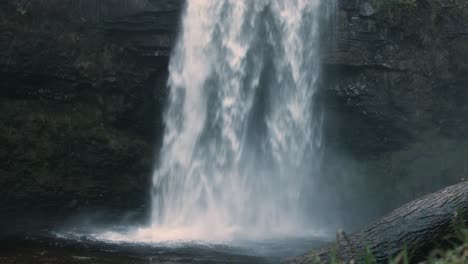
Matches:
[[100, 0, 335, 242]]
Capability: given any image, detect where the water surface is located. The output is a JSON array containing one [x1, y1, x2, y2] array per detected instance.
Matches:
[[0, 232, 327, 263]]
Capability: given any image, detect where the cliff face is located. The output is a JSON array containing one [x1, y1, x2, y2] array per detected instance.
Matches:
[[0, 0, 182, 232], [1, 0, 467, 233], [321, 0, 468, 223]]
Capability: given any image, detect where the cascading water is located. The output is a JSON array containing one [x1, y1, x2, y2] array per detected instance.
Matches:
[[100, 0, 335, 242]]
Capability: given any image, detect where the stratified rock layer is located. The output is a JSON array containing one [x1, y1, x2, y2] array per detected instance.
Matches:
[[318, 0, 468, 226], [0, 0, 467, 233], [0, 0, 182, 232]]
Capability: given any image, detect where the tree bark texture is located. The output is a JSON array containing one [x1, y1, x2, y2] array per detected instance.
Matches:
[[288, 181, 468, 263]]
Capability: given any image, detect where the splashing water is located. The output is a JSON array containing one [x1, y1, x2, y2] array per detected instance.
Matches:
[[100, 0, 335, 243]]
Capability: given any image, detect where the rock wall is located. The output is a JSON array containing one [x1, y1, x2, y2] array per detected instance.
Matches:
[[1, 0, 467, 233], [320, 0, 468, 226], [0, 0, 182, 233]]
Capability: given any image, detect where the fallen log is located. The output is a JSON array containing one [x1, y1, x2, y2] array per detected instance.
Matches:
[[288, 181, 468, 263]]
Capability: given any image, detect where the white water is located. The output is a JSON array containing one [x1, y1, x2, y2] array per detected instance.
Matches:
[[100, 0, 335, 243]]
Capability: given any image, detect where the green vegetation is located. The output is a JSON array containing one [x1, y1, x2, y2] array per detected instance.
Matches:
[[401, 232, 466, 264], [309, 239, 467, 264], [303, 227, 468, 263]]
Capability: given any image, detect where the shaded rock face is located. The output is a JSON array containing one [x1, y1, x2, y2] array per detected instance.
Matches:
[[0, 0, 182, 232], [319, 0, 468, 226], [1, 0, 468, 234]]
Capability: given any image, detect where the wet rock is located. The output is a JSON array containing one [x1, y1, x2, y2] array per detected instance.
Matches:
[[324, 0, 468, 157], [320, 0, 468, 223], [1, 0, 468, 235], [0, 0, 182, 231], [359, 1, 375, 17]]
